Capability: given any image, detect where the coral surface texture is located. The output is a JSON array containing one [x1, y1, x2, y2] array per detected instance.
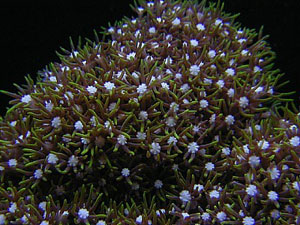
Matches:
[[0, 0, 299, 224]]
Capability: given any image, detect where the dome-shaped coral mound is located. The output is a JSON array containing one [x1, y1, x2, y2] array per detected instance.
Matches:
[[0, 0, 300, 224]]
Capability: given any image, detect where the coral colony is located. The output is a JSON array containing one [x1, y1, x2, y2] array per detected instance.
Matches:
[[0, 0, 299, 224]]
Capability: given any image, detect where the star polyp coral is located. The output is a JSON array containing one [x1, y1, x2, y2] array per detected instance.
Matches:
[[290, 136, 300, 146], [208, 50, 216, 58], [189, 64, 201, 76], [199, 99, 209, 108], [47, 153, 59, 164], [246, 184, 258, 197], [205, 162, 215, 171], [68, 155, 79, 167], [201, 212, 210, 221], [179, 190, 191, 204], [150, 142, 161, 155], [225, 68, 235, 76], [248, 155, 260, 168], [270, 209, 280, 220], [86, 85, 97, 95], [121, 168, 130, 177], [137, 132, 146, 140], [96, 220, 106, 225], [172, 17, 181, 26], [221, 147, 231, 156], [239, 96, 249, 108], [51, 117, 61, 128], [216, 211, 227, 222], [0, 214, 6, 225], [193, 184, 204, 192], [8, 202, 17, 213], [117, 134, 127, 145], [209, 190, 219, 199], [190, 39, 198, 47], [0, 0, 299, 224], [268, 191, 278, 201], [154, 180, 163, 189], [225, 115, 235, 125], [8, 159, 17, 167], [104, 81, 115, 91], [196, 23, 205, 31], [137, 83, 147, 95], [78, 208, 89, 221], [165, 117, 176, 127], [227, 88, 235, 97], [21, 94, 32, 103], [180, 83, 190, 93], [34, 169, 43, 179], [139, 111, 148, 120], [187, 142, 199, 154], [243, 217, 255, 225], [268, 167, 280, 180], [74, 121, 83, 131], [167, 136, 177, 146]]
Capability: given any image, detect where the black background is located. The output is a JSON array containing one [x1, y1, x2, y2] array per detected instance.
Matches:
[[0, 0, 299, 116]]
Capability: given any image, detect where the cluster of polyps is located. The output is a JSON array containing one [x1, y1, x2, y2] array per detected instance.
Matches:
[[0, 0, 299, 224]]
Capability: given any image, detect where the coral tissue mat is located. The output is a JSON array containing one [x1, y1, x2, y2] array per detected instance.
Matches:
[[0, 0, 300, 224]]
